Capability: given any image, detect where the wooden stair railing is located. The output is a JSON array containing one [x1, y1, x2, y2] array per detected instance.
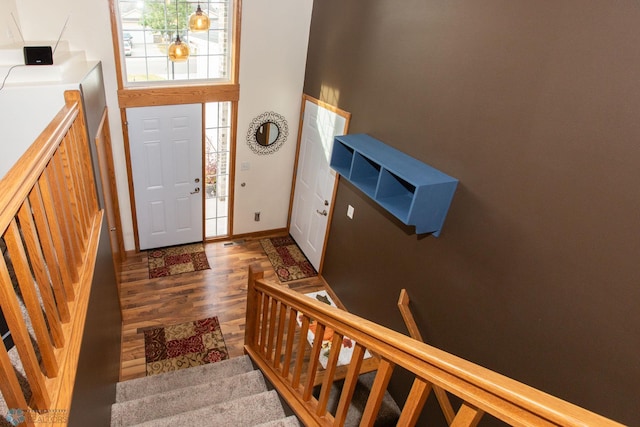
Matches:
[[0, 90, 103, 426], [398, 289, 456, 425], [244, 267, 624, 427]]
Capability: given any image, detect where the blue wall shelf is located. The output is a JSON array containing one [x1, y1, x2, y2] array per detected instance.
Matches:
[[330, 134, 458, 236]]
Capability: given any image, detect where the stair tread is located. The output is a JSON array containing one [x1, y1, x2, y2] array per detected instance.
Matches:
[[130, 390, 285, 427], [111, 369, 267, 427], [254, 415, 301, 427], [320, 371, 401, 426], [116, 355, 253, 403]]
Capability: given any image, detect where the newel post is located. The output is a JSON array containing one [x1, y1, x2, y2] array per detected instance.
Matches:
[[244, 265, 264, 350]]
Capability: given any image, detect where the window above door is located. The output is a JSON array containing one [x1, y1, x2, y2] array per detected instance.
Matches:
[[116, 0, 235, 87]]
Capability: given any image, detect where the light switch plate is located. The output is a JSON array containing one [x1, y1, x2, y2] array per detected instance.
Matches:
[[347, 205, 354, 219]]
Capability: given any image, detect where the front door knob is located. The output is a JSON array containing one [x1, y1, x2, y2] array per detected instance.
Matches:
[[191, 187, 200, 194]]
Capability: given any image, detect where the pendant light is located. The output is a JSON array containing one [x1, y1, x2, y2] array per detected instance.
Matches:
[[168, 33, 190, 62], [168, 0, 190, 62], [189, 3, 210, 32]]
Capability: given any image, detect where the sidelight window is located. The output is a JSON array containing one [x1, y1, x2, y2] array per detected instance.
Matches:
[[204, 102, 231, 237]]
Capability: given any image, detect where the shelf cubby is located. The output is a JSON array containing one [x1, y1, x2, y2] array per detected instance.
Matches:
[[329, 138, 354, 177], [377, 168, 415, 221], [330, 134, 458, 236], [350, 152, 381, 197]]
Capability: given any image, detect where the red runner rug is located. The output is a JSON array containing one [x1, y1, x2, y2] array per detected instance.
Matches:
[[260, 235, 317, 282], [148, 242, 210, 279], [143, 316, 229, 376]]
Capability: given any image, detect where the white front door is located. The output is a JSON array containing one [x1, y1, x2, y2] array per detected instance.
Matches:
[[290, 97, 350, 271], [128, 104, 203, 250]]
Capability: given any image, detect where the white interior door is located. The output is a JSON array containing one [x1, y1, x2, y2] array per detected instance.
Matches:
[[128, 104, 203, 250], [290, 97, 350, 271]]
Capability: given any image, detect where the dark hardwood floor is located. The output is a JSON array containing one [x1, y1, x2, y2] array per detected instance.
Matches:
[[117, 235, 329, 381]]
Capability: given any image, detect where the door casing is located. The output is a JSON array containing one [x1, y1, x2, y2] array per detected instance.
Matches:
[[289, 95, 351, 272]]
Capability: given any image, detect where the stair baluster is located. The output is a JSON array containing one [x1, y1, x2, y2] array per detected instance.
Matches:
[[244, 266, 625, 427]]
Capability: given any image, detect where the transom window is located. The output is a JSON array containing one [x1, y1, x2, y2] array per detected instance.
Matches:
[[117, 0, 233, 85]]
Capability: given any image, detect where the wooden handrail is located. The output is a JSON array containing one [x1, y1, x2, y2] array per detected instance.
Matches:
[[398, 289, 456, 425], [0, 90, 102, 426], [245, 267, 624, 427], [397, 289, 424, 342], [0, 102, 78, 232]]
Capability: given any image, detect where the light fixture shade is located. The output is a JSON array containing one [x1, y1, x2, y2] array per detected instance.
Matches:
[[189, 5, 210, 32], [168, 36, 190, 62]]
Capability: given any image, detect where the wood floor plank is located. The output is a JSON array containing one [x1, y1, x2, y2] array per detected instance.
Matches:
[[117, 235, 328, 381]]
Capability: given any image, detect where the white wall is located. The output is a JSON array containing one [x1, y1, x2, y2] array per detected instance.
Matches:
[[0, 0, 19, 47], [3, 0, 313, 248], [12, 0, 135, 249], [0, 84, 74, 177], [234, 0, 314, 234]]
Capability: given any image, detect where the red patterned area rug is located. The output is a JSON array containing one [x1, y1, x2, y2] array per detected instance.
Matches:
[[260, 235, 318, 282], [148, 242, 210, 279], [143, 316, 229, 376]]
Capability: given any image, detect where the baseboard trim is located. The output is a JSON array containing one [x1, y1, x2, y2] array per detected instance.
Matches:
[[215, 228, 289, 242]]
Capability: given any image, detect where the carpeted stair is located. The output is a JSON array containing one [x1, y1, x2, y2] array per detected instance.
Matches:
[[315, 371, 401, 426], [111, 355, 401, 426], [111, 355, 299, 427]]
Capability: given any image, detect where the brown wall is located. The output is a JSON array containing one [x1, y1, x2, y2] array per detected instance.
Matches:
[[69, 64, 122, 425], [304, 1, 640, 424], [68, 220, 122, 426]]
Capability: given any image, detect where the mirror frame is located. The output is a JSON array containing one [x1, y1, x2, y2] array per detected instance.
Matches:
[[246, 111, 289, 155]]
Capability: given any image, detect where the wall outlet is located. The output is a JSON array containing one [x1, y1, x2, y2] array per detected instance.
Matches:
[[347, 205, 354, 219], [254, 211, 260, 221]]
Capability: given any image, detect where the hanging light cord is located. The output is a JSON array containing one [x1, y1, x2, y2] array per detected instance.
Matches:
[[0, 65, 25, 93]]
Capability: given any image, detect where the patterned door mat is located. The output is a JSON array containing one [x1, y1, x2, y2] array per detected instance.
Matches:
[[260, 235, 318, 282], [143, 316, 229, 376], [148, 242, 210, 279]]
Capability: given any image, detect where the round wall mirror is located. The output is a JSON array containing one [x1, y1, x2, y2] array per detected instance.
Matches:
[[255, 122, 280, 146], [247, 111, 289, 155]]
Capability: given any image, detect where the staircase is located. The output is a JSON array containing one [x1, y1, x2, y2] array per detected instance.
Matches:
[[111, 355, 299, 427]]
